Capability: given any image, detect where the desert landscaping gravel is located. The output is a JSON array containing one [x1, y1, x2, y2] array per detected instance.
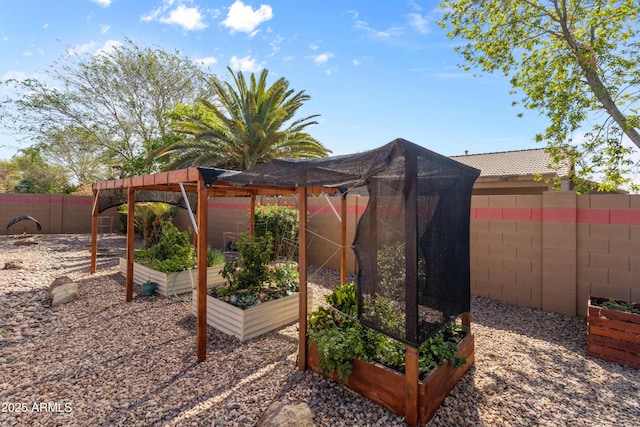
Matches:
[[0, 234, 639, 426]]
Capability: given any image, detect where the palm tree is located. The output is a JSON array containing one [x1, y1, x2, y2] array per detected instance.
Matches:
[[152, 67, 330, 170]]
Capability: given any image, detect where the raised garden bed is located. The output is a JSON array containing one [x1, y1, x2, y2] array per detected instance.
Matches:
[[192, 289, 312, 341], [307, 332, 475, 424], [587, 296, 640, 369], [119, 258, 225, 297]]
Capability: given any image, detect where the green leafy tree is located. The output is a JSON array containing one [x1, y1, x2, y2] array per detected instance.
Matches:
[[11, 147, 76, 194], [153, 67, 330, 170], [0, 160, 21, 192], [3, 38, 214, 178], [35, 126, 112, 186], [439, 0, 640, 192]]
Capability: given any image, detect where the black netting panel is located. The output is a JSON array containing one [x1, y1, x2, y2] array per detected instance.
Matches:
[[96, 188, 198, 213], [354, 141, 479, 347]]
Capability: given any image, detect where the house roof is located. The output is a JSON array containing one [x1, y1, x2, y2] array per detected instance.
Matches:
[[450, 148, 572, 178]]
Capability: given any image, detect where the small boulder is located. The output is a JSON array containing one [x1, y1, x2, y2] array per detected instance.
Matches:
[[51, 282, 79, 307], [2, 260, 23, 270], [257, 402, 315, 427], [49, 276, 74, 292]]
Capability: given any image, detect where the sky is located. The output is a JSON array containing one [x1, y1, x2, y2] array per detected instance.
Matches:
[[0, 0, 557, 161]]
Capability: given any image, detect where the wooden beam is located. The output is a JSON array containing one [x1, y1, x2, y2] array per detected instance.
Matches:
[[126, 188, 135, 302], [461, 312, 471, 328], [340, 192, 347, 285], [90, 190, 99, 274], [298, 187, 308, 371], [196, 173, 209, 362], [249, 192, 256, 236], [404, 345, 419, 426]]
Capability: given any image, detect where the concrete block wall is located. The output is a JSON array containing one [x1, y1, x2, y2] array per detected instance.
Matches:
[[471, 192, 640, 316], [1, 193, 92, 234], [3, 191, 640, 317], [470, 195, 544, 310], [576, 194, 640, 313]]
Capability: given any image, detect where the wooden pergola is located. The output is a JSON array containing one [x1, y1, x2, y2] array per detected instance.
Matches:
[[90, 167, 348, 366]]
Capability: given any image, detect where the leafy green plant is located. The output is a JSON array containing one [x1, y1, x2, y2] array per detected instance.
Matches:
[[308, 282, 468, 384], [134, 222, 224, 273], [308, 283, 377, 384], [253, 204, 300, 261], [213, 232, 300, 308], [592, 298, 640, 315], [118, 202, 176, 247], [270, 261, 300, 294], [220, 232, 274, 295]]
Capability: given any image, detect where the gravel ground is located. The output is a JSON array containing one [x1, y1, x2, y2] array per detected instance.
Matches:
[[0, 234, 639, 427]]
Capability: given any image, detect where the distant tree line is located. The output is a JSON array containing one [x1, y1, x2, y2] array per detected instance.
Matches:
[[0, 39, 329, 194]]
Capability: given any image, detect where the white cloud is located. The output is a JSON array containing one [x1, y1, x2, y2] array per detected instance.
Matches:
[[352, 59, 361, 66], [91, 0, 112, 6], [223, 0, 273, 34], [229, 55, 262, 73], [194, 56, 217, 67], [43, 24, 49, 29], [141, 2, 209, 31], [353, 19, 403, 40], [312, 52, 334, 64], [23, 50, 33, 57], [160, 4, 208, 30], [309, 42, 320, 51], [407, 13, 430, 34], [67, 41, 97, 56], [100, 24, 110, 34], [267, 35, 284, 57], [94, 40, 123, 57]]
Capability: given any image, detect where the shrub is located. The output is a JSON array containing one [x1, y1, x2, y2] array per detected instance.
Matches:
[[134, 222, 223, 273], [253, 205, 300, 261], [308, 283, 468, 383]]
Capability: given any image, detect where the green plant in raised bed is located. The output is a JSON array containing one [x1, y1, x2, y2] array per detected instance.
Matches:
[[592, 298, 640, 314], [308, 282, 468, 384], [253, 204, 300, 261], [212, 232, 299, 308], [308, 283, 377, 384], [134, 222, 224, 273]]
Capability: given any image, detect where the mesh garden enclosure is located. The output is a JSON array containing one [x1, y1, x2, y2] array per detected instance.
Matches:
[[201, 139, 479, 346], [99, 139, 479, 348], [352, 142, 479, 346]]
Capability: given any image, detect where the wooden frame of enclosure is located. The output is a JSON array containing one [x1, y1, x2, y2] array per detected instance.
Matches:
[[90, 167, 346, 366]]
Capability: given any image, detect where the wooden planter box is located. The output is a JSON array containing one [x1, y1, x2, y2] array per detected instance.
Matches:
[[192, 289, 312, 341], [587, 297, 640, 369], [118, 258, 225, 297], [307, 333, 475, 425]]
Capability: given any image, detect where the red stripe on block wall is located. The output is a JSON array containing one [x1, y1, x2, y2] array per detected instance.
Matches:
[[0, 197, 91, 205], [502, 208, 533, 221], [542, 207, 576, 222], [473, 207, 640, 225], [577, 209, 609, 224], [609, 210, 640, 225]]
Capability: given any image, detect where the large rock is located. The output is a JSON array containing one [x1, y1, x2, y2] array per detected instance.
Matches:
[[49, 276, 74, 292], [257, 402, 315, 427], [51, 282, 79, 307]]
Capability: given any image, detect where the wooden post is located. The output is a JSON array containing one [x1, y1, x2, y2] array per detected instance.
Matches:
[[461, 312, 471, 328], [196, 175, 209, 362], [298, 187, 308, 371], [90, 190, 99, 274], [340, 192, 347, 285], [404, 344, 419, 426], [126, 188, 135, 302], [249, 192, 256, 236]]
